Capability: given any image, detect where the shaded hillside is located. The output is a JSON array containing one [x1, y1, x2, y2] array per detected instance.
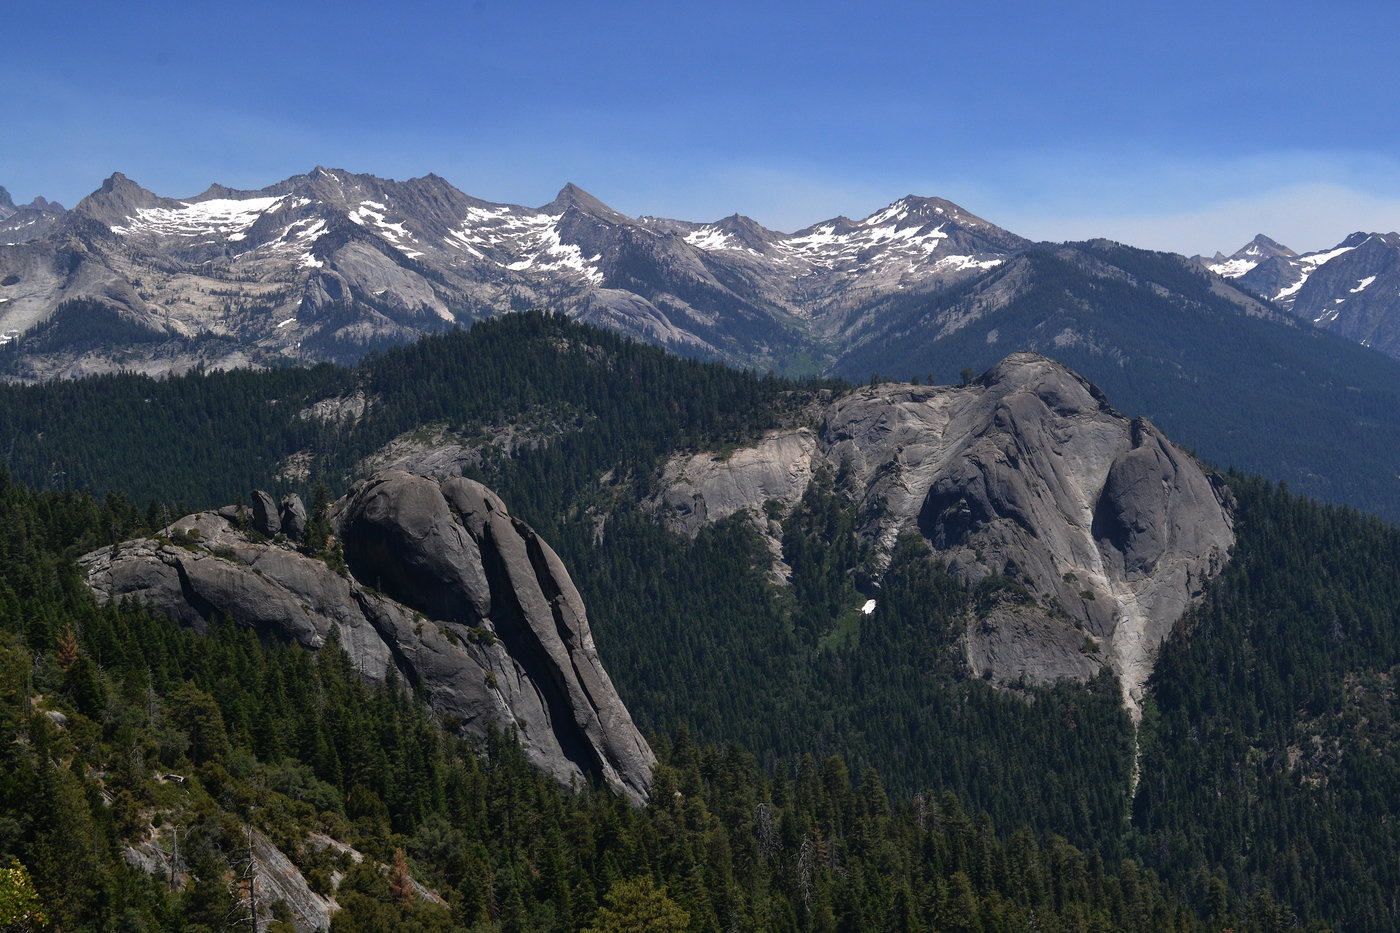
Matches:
[[0, 312, 816, 511]]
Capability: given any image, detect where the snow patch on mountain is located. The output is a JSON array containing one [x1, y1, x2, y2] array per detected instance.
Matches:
[[349, 202, 423, 259], [505, 226, 602, 285], [112, 196, 286, 239], [684, 228, 740, 251], [937, 255, 1004, 272], [1274, 275, 1310, 302], [1302, 242, 1360, 267], [442, 206, 603, 284], [1269, 242, 1363, 302], [1207, 258, 1258, 278], [777, 218, 948, 268]]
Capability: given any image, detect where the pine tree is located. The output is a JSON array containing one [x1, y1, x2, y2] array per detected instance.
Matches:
[[583, 876, 690, 933]]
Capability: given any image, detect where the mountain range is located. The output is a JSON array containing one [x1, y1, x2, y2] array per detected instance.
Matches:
[[3, 170, 1400, 525], [1199, 230, 1400, 358], [0, 168, 1031, 377], [4, 168, 1398, 373]]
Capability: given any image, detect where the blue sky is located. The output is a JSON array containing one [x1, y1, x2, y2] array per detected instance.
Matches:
[[6, 0, 1400, 254]]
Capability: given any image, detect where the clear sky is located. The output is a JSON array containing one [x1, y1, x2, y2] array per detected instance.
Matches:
[[5, 0, 1400, 255]]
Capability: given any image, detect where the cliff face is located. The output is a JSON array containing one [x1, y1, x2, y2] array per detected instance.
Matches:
[[80, 471, 655, 804], [651, 353, 1235, 714]]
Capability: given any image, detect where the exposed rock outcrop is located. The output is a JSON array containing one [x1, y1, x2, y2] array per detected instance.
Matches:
[[652, 430, 819, 538], [251, 489, 282, 536], [280, 493, 307, 541], [650, 353, 1235, 714], [649, 429, 819, 581], [123, 824, 443, 932], [81, 471, 655, 803]]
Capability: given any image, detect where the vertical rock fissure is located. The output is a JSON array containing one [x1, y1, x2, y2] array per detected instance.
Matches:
[[521, 528, 606, 718], [470, 521, 606, 782], [348, 589, 424, 694]]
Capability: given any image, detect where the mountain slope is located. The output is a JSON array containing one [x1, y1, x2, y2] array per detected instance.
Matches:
[[0, 313, 1398, 928], [835, 242, 1400, 522], [645, 353, 1234, 715], [0, 473, 1218, 932], [1205, 230, 1400, 358]]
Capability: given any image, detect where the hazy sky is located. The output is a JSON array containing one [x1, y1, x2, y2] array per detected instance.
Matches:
[[6, 0, 1399, 255]]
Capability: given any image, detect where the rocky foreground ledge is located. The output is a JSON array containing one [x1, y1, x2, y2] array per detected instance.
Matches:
[[80, 471, 655, 804]]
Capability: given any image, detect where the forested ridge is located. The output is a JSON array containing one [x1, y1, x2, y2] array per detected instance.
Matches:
[[0, 314, 1396, 929], [1135, 475, 1400, 929], [0, 312, 818, 512]]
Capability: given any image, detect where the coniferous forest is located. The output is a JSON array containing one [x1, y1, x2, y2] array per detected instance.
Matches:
[[0, 313, 1396, 930]]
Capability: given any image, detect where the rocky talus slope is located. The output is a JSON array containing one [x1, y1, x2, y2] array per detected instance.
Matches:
[[651, 353, 1235, 714], [80, 471, 655, 804]]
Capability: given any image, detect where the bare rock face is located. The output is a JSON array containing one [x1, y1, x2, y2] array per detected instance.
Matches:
[[124, 824, 443, 932], [80, 471, 655, 804], [251, 489, 282, 536], [650, 353, 1235, 714], [652, 429, 819, 537], [280, 493, 308, 540]]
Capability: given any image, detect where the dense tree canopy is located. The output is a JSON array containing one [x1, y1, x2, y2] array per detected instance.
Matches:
[[0, 315, 1394, 929]]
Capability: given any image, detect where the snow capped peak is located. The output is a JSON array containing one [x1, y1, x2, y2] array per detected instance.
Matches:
[[864, 198, 916, 226], [861, 195, 986, 231], [541, 183, 626, 222], [1247, 233, 1292, 253], [768, 196, 1018, 280], [680, 213, 777, 254], [1206, 233, 1298, 279]]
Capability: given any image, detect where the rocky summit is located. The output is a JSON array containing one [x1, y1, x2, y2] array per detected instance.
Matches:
[[649, 353, 1235, 715], [80, 471, 656, 804]]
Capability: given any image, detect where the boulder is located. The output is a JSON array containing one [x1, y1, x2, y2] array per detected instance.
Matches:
[[251, 489, 281, 536], [279, 493, 308, 541]]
